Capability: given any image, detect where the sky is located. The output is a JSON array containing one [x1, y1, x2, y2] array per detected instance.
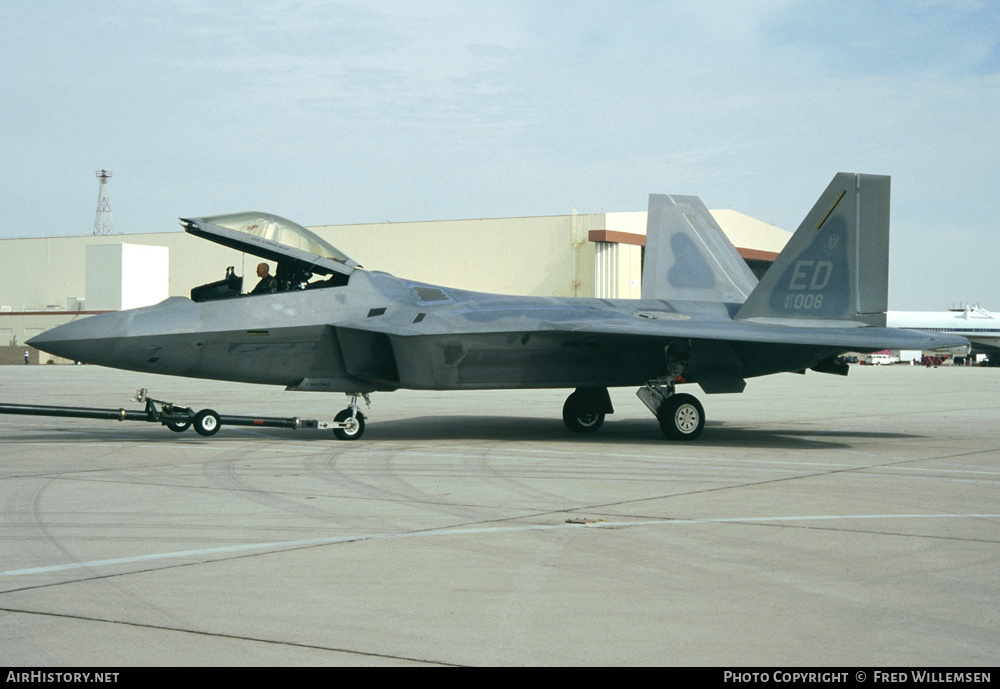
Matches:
[[2, 0, 998, 310]]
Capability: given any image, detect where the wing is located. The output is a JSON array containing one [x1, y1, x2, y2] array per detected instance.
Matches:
[[326, 296, 967, 392]]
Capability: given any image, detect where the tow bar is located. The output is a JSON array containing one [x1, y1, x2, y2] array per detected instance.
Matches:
[[0, 389, 346, 438]]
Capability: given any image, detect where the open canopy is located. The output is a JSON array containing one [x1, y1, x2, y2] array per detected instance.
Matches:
[[181, 212, 359, 278]]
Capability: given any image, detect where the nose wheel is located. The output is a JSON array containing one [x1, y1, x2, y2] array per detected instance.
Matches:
[[333, 408, 366, 440], [332, 393, 370, 440]]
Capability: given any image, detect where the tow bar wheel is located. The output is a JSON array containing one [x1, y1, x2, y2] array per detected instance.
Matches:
[[165, 420, 191, 433], [193, 409, 221, 437]]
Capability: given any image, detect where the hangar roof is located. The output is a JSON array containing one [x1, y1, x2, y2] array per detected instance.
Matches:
[[708, 209, 791, 254], [590, 208, 791, 261]]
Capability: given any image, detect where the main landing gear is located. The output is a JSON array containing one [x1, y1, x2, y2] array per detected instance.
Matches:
[[636, 381, 705, 441], [638, 349, 705, 441], [561, 381, 706, 441], [562, 387, 614, 433]]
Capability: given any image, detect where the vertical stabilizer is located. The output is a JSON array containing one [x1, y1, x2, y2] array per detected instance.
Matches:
[[734, 173, 889, 325], [642, 194, 758, 303]]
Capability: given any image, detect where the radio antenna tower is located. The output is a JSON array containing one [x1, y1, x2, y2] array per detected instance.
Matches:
[[93, 169, 115, 235]]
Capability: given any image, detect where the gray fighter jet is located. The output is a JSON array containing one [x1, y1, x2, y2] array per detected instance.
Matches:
[[28, 173, 967, 440]]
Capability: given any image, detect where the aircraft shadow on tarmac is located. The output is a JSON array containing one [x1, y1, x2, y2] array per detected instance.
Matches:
[[3, 415, 919, 450], [369, 416, 918, 449]]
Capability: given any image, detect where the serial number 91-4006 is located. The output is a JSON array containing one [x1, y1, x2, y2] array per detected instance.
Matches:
[[783, 292, 824, 310]]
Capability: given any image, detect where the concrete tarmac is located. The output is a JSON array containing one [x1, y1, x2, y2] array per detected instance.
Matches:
[[1, 365, 998, 666]]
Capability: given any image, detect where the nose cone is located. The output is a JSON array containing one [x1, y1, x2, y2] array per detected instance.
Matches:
[[28, 311, 132, 363], [29, 298, 204, 375]]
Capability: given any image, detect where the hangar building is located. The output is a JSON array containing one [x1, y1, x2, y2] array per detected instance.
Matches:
[[1, 208, 789, 363]]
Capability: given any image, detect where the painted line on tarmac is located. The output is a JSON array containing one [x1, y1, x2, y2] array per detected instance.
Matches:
[[3, 512, 998, 578]]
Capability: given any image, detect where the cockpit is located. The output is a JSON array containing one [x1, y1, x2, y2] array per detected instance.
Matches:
[[183, 212, 361, 302]]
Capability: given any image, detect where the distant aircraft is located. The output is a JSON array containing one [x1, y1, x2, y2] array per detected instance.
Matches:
[[887, 306, 999, 363], [29, 173, 967, 441]]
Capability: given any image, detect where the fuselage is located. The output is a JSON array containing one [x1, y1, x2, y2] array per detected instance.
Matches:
[[28, 269, 852, 393]]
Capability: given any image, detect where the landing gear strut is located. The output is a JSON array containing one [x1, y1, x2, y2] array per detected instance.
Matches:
[[636, 346, 706, 441]]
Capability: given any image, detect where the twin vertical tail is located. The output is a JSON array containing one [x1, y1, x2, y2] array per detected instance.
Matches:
[[734, 173, 890, 326], [641, 194, 759, 303]]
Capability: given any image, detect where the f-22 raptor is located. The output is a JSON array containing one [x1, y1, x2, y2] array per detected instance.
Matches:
[[29, 173, 967, 440]]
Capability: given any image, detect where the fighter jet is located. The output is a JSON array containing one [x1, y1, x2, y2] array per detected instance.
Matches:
[[28, 173, 967, 441]]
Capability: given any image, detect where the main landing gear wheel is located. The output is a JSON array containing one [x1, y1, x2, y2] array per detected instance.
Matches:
[[657, 393, 704, 441], [333, 408, 366, 440], [562, 390, 606, 433], [193, 409, 221, 437]]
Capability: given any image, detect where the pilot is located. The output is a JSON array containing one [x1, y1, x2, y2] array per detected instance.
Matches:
[[250, 262, 278, 294]]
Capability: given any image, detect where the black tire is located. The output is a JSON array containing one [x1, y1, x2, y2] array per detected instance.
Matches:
[[562, 391, 605, 433], [165, 420, 191, 433], [657, 394, 705, 441], [333, 409, 365, 440], [193, 409, 221, 437]]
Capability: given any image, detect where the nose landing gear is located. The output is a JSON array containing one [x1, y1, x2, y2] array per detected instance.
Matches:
[[333, 393, 369, 440]]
